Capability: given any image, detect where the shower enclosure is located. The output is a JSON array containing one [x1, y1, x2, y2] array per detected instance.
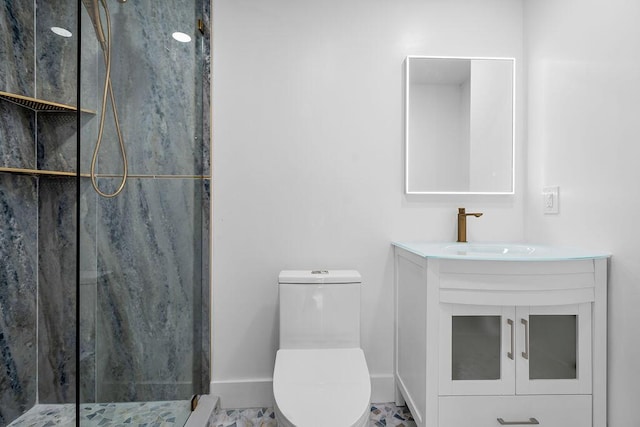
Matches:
[[0, 0, 210, 425]]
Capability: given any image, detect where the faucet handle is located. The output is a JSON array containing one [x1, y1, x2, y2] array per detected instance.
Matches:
[[459, 207, 483, 217]]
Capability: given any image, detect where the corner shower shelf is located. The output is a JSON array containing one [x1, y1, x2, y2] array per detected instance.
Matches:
[[0, 166, 90, 178], [0, 91, 96, 114]]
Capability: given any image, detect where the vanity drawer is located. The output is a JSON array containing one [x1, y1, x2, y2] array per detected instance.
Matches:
[[439, 395, 591, 427]]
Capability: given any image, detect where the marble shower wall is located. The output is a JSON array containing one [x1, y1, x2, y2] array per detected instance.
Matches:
[[36, 0, 77, 105], [202, 0, 211, 177], [0, 102, 35, 170], [0, 3, 38, 426], [37, 178, 77, 404], [0, 2, 34, 96], [34, 0, 80, 406], [0, 175, 38, 426], [37, 113, 78, 172], [0, 1, 35, 171], [36, 0, 83, 174], [201, 179, 211, 392], [1, 0, 82, 416], [36, 178, 98, 405], [201, 0, 211, 389], [79, 179, 99, 403]]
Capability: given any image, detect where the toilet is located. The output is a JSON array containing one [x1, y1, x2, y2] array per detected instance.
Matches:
[[273, 270, 371, 427]]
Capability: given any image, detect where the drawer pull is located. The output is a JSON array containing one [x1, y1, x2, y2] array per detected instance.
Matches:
[[497, 418, 539, 425]]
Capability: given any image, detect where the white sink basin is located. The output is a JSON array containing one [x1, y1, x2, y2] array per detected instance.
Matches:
[[444, 243, 536, 256], [392, 241, 610, 261]]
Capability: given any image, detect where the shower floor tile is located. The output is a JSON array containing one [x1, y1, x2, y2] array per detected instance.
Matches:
[[208, 403, 416, 427], [80, 401, 192, 426], [8, 401, 192, 427], [7, 404, 75, 427]]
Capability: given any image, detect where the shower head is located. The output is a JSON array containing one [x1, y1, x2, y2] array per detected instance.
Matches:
[[81, 0, 106, 45]]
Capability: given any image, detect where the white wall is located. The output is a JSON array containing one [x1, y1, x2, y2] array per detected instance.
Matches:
[[212, 0, 525, 407], [524, 0, 640, 425]]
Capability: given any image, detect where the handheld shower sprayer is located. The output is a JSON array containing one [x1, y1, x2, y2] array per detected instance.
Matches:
[[81, 0, 105, 45], [82, 0, 128, 198]]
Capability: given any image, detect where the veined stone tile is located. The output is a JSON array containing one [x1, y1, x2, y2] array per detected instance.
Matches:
[[38, 177, 77, 404], [36, 0, 77, 105], [36, 113, 77, 172], [0, 174, 37, 426], [0, 102, 35, 170], [79, 178, 99, 403], [201, 179, 211, 393], [201, 0, 211, 178], [0, 1, 34, 96]]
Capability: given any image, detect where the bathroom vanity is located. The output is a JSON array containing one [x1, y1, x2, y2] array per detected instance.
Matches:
[[392, 242, 609, 427]]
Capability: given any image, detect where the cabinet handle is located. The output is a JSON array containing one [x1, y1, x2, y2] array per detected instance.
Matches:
[[507, 319, 514, 360], [521, 318, 529, 360], [497, 418, 539, 425]]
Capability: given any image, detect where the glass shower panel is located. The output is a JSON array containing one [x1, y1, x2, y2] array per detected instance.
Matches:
[[0, 0, 208, 424], [78, 0, 209, 425]]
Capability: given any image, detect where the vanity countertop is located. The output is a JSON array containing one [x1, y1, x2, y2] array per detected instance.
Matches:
[[392, 241, 611, 261]]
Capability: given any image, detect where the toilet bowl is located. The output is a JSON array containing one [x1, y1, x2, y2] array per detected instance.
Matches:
[[274, 270, 371, 427], [273, 348, 370, 427]]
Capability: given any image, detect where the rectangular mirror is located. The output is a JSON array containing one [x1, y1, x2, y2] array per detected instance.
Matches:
[[405, 56, 515, 194]]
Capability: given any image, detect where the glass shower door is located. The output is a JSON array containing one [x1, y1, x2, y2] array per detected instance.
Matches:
[[78, 0, 210, 424]]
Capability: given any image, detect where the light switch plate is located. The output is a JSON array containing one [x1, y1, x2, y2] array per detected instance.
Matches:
[[543, 186, 559, 214]]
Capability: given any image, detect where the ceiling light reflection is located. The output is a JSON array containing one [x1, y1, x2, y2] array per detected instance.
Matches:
[[51, 27, 72, 38], [172, 32, 191, 43]]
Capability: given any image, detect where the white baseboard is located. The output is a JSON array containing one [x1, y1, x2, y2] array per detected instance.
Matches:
[[212, 374, 395, 409], [370, 374, 395, 403], [211, 378, 274, 409]]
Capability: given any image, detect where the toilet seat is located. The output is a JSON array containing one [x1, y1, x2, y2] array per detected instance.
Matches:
[[273, 348, 371, 427]]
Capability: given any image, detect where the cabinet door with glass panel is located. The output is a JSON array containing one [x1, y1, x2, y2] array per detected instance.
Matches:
[[439, 303, 592, 396], [516, 304, 591, 395], [439, 304, 516, 396]]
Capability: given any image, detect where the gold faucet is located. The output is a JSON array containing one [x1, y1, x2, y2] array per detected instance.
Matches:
[[457, 207, 483, 243]]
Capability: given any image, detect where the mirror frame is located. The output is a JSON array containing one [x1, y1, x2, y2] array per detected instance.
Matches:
[[404, 55, 516, 195]]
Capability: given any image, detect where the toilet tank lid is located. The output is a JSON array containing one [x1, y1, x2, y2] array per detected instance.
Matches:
[[279, 270, 361, 284]]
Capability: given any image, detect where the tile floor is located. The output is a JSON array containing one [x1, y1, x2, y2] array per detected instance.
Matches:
[[7, 401, 191, 427], [8, 401, 416, 426], [208, 403, 416, 427]]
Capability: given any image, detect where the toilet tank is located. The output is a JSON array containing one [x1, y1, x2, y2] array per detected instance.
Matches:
[[278, 270, 362, 349]]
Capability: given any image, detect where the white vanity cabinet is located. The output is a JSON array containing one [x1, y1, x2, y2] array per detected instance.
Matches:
[[393, 243, 608, 427]]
